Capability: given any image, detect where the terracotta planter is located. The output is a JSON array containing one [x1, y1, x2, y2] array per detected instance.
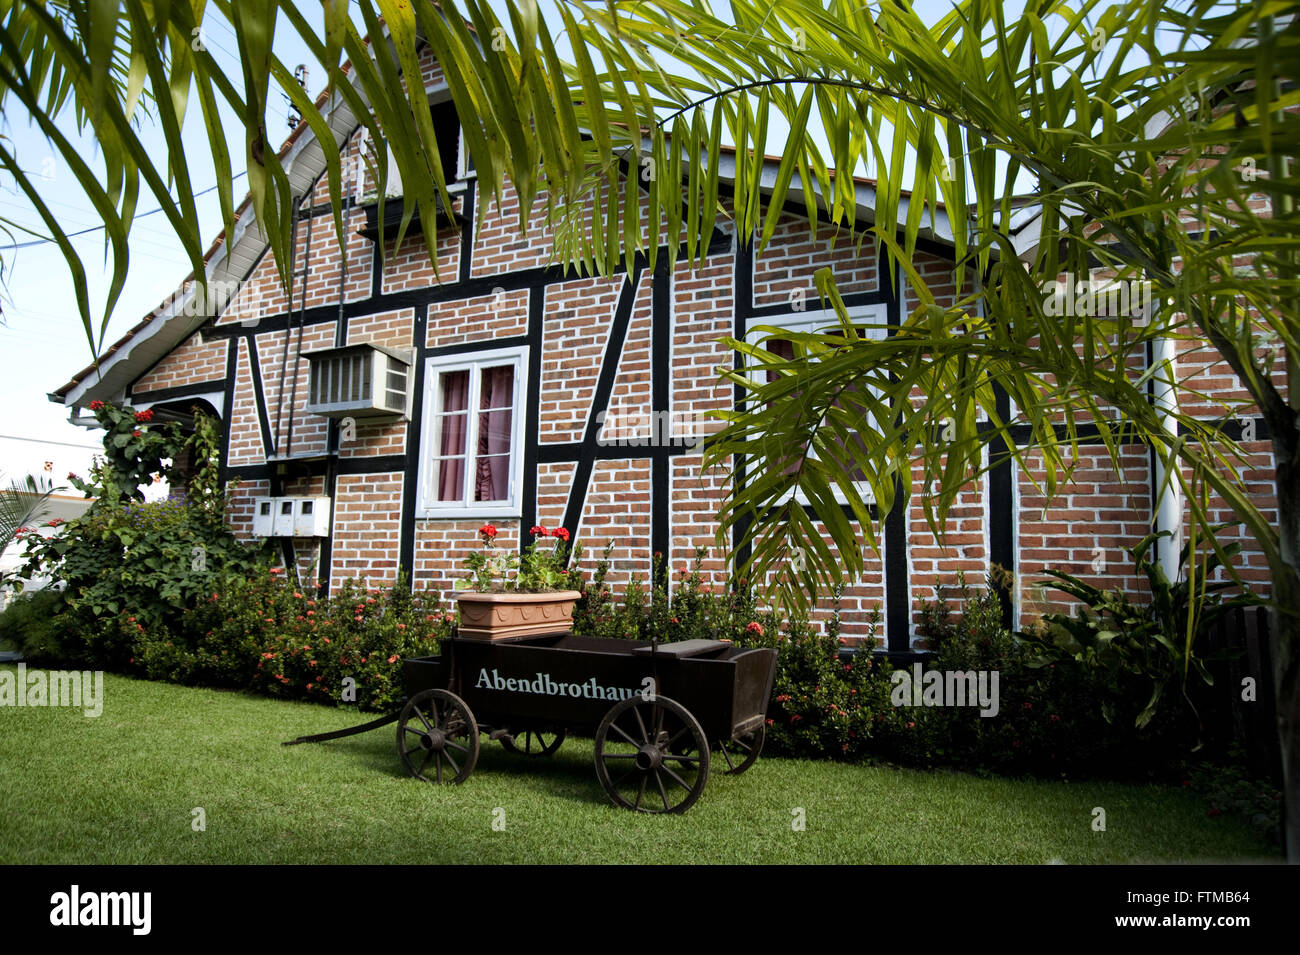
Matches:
[[455, 590, 582, 640]]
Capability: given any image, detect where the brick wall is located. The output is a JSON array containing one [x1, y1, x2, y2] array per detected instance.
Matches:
[[121, 103, 1281, 649]]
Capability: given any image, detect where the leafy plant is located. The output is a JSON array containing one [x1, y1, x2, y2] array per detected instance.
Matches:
[[1018, 527, 1264, 728], [456, 522, 577, 593], [0, 472, 60, 556], [10, 403, 270, 667]]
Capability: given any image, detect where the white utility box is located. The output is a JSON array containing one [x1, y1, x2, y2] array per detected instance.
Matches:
[[252, 496, 332, 538]]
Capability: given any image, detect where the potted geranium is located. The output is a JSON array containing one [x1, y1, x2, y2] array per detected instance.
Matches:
[[453, 523, 582, 640]]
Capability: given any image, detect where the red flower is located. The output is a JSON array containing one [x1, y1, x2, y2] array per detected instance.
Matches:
[[745, 622, 764, 636], [388, 654, 399, 663], [479, 523, 498, 541], [530, 525, 548, 537], [46, 518, 64, 527], [67, 472, 78, 481], [552, 527, 570, 542], [134, 408, 155, 422], [89, 400, 104, 411], [270, 567, 284, 575], [132, 430, 142, 438]]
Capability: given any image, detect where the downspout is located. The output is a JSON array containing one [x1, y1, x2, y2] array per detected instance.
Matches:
[[1150, 306, 1183, 580]]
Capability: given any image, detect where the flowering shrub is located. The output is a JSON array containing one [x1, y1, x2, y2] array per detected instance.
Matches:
[[570, 545, 780, 643], [137, 570, 456, 710], [15, 494, 267, 667], [731, 602, 899, 761], [11, 404, 269, 668]]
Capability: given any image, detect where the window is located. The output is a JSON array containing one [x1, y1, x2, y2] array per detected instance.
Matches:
[[746, 305, 889, 505], [416, 346, 528, 517]]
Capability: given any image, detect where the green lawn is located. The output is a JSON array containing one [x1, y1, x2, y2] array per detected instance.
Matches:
[[0, 665, 1277, 864]]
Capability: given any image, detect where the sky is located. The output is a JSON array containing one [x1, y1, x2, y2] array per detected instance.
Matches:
[[0, 0, 1016, 488]]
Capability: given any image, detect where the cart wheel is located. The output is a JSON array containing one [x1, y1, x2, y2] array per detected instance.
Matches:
[[594, 695, 709, 814], [501, 727, 565, 757], [716, 722, 765, 775], [397, 689, 479, 785]]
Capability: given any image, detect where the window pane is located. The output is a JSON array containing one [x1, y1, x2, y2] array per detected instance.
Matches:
[[479, 365, 514, 409], [433, 456, 466, 502], [472, 366, 514, 502], [763, 339, 802, 477], [436, 370, 470, 501]]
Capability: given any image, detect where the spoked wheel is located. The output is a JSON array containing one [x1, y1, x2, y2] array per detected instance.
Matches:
[[501, 727, 566, 758], [594, 695, 709, 814], [396, 689, 479, 784], [716, 722, 765, 775]]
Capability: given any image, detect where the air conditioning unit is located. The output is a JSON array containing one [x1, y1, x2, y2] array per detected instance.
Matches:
[[305, 344, 412, 419], [252, 497, 332, 538]]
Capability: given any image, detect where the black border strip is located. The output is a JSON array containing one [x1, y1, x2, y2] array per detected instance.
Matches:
[[989, 388, 1015, 632], [521, 285, 544, 546], [217, 339, 237, 488], [244, 336, 275, 459], [650, 254, 671, 580], [129, 381, 227, 404], [398, 304, 429, 581], [560, 260, 646, 535], [226, 454, 408, 481]]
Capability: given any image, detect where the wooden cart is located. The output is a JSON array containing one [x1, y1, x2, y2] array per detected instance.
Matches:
[[287, 632, 777, 814]]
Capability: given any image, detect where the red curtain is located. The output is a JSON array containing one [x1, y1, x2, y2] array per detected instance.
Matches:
[[436, 370, 468, 501], [475, 366, 513, 501]]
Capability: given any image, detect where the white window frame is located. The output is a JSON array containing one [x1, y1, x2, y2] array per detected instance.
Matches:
[[744, 304, 889, 506], [416, 345, 529, 519]]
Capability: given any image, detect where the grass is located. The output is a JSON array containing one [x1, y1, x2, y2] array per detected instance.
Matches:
[[0, 665, 1278, 864]]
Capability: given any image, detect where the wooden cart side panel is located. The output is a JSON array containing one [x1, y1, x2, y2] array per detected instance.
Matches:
[[729, 647, 778, 736], [401, 656, 448, 696]]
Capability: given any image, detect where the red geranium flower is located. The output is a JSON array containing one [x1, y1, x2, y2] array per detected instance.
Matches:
[[530, 525, 548, 537], [479, 523, 498, 541], [134, 408, 154, 422], [89, 400, 104, 411], [745, 621, 763, 636], [132, 430, 142, 438], [552, 527, 570, 542]]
